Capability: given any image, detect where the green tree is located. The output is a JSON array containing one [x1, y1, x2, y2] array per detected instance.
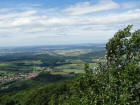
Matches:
[[106, 25, 140, 69]]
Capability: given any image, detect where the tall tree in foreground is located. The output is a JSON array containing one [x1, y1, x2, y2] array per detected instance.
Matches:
[[106, 25, 140, 69], [73, 25, 140, 104]]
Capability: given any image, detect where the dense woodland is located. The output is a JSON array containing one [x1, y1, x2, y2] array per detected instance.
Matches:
[[0, 25, 140, 105]]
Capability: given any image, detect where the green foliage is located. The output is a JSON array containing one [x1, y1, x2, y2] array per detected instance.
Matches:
[[106, 25, 140, 69], [84, 64, 91, 74]]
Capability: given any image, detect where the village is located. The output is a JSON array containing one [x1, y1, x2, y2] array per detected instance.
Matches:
[[0, 71, 42, 83]]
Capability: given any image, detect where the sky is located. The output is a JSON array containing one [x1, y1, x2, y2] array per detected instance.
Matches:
[[0, 0, 140, 46]]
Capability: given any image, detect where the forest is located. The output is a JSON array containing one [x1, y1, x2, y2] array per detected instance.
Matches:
[[0, 25, 140, 105]]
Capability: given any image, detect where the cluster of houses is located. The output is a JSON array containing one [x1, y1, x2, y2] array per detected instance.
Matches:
[[0, 71, 42, 83]]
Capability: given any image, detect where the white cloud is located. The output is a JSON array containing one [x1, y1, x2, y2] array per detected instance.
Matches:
[[0, 0, 140, 46], [62, 0, 120, 15], [0, 8, 140, 34]]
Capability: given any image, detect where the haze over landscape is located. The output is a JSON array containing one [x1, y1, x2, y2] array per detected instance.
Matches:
[[0, 0, 140, 46]]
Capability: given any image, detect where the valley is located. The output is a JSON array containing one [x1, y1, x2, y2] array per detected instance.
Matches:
[[0, 44, 105, 93]]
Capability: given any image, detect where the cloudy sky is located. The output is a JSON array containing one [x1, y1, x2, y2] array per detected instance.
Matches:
[[0, 0, 140, 46]]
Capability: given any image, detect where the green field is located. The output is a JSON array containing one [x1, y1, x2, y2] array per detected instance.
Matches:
[[0, 46, 105, 92], [54, 49, 93, 56]]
